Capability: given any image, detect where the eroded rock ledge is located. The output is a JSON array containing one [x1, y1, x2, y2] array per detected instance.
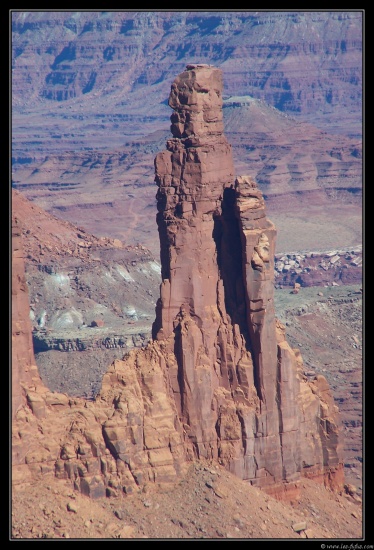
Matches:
[[12, 65, 344, 501]]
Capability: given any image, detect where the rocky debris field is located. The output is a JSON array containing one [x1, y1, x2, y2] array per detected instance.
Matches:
[[11, 459, 362, 540], [274, 245, 362, 287], [274, 284, 363, 494], [34, 346, 138, 399]]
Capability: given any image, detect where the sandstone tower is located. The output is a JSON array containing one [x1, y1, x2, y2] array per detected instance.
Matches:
[[152, 64, 344, 497], [12, 65, 344, 500]]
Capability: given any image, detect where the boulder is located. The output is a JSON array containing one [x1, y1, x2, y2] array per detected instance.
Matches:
[[90, 319, 105, 328]]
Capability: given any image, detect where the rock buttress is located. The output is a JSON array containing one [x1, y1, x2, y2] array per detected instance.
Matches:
[[12, 207, 187, 495], [12, 214, 46, 418], [12, 213, 52, 480], [152, 64, 344, 497]]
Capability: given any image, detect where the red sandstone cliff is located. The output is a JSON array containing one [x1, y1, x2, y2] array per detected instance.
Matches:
[[151, 64, 343, 496], [12, 214, 48, 419], [12, 64, 344, 500], [11, 212, 187, 495]]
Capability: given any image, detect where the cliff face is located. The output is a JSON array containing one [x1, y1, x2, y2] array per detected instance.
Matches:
[[11, 214, 47, 419], [12, 11, 362, 135], [12, 65, 344, 500], [11, 12, 362, 259], [11, 201, 187, 493]]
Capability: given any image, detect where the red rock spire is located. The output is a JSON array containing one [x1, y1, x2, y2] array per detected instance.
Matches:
[[12, 65, 344, 501], [153, 64, 344, 496]]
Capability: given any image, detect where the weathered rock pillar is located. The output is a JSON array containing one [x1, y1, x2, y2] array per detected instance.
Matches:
[[12, 65, 344, 501], [152, 64, 344, 497]]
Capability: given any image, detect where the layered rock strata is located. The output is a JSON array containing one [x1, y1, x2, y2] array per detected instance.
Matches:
[[12, 64, 344, 500]]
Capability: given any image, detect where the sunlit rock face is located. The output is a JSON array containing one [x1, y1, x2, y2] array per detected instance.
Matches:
[[152, 65, 344, 498], [12, 65, 344, 500]]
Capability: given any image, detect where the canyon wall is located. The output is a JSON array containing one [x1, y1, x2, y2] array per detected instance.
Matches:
[[12, 11, 362, 134], [12, 12, 362, 257], [12, 65, 344, 500]]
